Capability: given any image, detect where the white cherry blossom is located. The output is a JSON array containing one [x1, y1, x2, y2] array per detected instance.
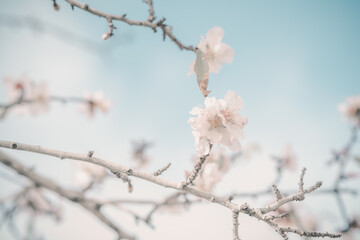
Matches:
[[75, 162, 107, 188], [339, 95, 360, 126], [80, 91, 112, 118], [189, 90, 247, 156], [189, 26, 235, 74]]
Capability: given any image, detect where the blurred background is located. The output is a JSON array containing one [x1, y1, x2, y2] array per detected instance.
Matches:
[[0, 0, 359, 239]]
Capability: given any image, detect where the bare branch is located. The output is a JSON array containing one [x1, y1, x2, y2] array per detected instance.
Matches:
[[232, 210, 241, 240], [272, 184, 282, 201], [63, 0, 195, 51], [281, 227, 342, 238]]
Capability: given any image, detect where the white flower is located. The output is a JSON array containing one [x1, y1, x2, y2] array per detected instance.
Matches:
[[189, 26, 235, 74], [75, 162, 107, 188], [3, 76, 50, 115], [189, 90, 247, 155], [80, 91, 112, 118], [192, 147, 232, 192], [339, 95, 360, 126]]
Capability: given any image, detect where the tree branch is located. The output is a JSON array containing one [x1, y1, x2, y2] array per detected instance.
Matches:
[[63, 0, 195, 51], [0, 140, 342, 239]]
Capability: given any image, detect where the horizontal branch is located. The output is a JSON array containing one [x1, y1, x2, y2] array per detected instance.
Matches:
[[0, 140, 342, 239]]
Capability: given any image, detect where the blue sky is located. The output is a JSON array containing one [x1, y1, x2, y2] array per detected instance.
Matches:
[[0, 0, 359, 239]]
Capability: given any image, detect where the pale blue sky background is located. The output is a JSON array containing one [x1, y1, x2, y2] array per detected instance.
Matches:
[[0, 0, 359, 240]]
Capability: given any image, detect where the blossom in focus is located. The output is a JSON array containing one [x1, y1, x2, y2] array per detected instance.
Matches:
[[3, 76, 50, 115], [191, 146, 232, 192], [80, 91, 112, 117], [339, 95, 360, 126], [188, 90, 247, 156], [75, 162, 107, 188], [189, 26, 235, 74]]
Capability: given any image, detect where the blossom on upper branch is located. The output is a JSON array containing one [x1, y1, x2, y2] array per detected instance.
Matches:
[[339, 95, 360, 126], [80, 91, 112, 118], [189, 90, 247, 156], [190, 26, 235, 74]]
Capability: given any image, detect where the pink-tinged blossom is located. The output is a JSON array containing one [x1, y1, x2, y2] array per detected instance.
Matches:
[[189, 90, 247, 156], [274, 205, 317, 232], [189, 26, 235, 74], [191, 147, 232, 192], [339, 95, 360, 126], [17, 188, 62, 221], [80, 91, 112, 118], [3, 76, 50, 115], [75, 162, 107, 188], [280, 145, 297, 171]]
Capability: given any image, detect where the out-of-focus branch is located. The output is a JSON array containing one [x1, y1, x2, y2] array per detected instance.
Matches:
[[0, 95, 89, 119], [62, 0, 195, 51], [0, 151, 135, 240], [0, 15, 118, 54], [0, 140, 342, 239]]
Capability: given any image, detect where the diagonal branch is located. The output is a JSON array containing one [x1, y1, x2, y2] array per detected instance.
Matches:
[[0, 151, 135, 240], [63, 0, 195, 51]]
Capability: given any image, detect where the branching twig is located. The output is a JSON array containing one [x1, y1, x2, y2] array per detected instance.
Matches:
[[181, 146, 212, 188], [63, 0, 195, 51]]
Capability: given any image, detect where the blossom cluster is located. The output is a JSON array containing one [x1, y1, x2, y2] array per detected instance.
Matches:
[[188, 90, 248, 156]]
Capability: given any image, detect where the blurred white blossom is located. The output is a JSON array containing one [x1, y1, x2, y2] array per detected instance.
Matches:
[[280, 144, 297, 171], [189, 90, 247, 156], [80, 91, 112, 118], [191, 147, 232, 192], [17, 188, 62, 221], [189, 26, 234, 74], [3, 76, 50, 115], [131, 140, 153, 169], [339, 95, 360, 126], [75, 162, 107, 188]]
